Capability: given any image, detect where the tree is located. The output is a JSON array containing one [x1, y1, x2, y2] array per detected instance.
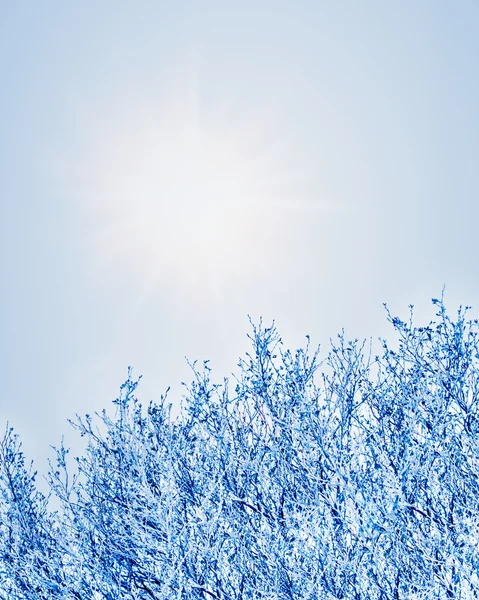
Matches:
[[2, 299, 479, 599]]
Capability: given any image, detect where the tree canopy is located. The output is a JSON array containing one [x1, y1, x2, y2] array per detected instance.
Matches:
[[2, 299, 479, 599]]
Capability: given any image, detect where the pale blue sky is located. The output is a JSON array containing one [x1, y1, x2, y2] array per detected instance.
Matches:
[[2, 1, 479, 471]]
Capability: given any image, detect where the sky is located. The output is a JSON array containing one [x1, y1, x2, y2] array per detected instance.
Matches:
[[1, 1, 479, 474]]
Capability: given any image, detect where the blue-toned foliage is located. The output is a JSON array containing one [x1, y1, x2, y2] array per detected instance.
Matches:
[[2, 299, 479, 599]]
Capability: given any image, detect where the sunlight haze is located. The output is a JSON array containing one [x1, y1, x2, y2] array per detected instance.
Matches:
[[1, 1, 479, 475]]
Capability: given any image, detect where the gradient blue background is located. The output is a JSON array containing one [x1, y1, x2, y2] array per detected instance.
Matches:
[[1, 1, 478, 474]]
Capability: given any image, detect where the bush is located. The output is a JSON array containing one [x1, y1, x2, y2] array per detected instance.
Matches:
[[2, 299, 479, 599]]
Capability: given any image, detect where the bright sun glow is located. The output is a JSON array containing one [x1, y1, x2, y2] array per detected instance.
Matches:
[[55, 63, 318, 310]]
